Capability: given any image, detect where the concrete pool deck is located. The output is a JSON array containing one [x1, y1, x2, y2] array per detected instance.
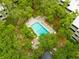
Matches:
[[26, 16, 56, 36], [26, 16, 56, 49]]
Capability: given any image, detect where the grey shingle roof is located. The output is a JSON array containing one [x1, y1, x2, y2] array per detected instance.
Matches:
[[41, 51, 52, 59]]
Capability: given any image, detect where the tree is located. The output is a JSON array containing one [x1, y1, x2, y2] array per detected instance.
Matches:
[[54, 40, 79, 59], [1, 0, 33, 25], [0, 0, 79, 59], [0, 21, 20, 59], [39, 34, 58, 50]]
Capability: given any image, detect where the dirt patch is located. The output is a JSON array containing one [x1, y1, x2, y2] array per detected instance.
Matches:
[[57, 36, 67, 48], [52, 17, 61, 31], [15, 26, 26, 47]]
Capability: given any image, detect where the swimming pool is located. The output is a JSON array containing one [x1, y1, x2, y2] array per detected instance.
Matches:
[[32, 22, 49, 36]]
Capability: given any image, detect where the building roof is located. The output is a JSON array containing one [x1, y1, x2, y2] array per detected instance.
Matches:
[[77, 29, 79, 32], [67, 0, 79, 12], [41, 51, 52, 59], [61, 0, 79, 12], [61, 0, 71, 2], [72, 16, 79, 28], [61, 0, 65, 2], [0, 4, 4, 11]]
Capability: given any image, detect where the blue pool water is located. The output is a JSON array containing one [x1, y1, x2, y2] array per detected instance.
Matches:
[[32, 22, 49, 35]]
